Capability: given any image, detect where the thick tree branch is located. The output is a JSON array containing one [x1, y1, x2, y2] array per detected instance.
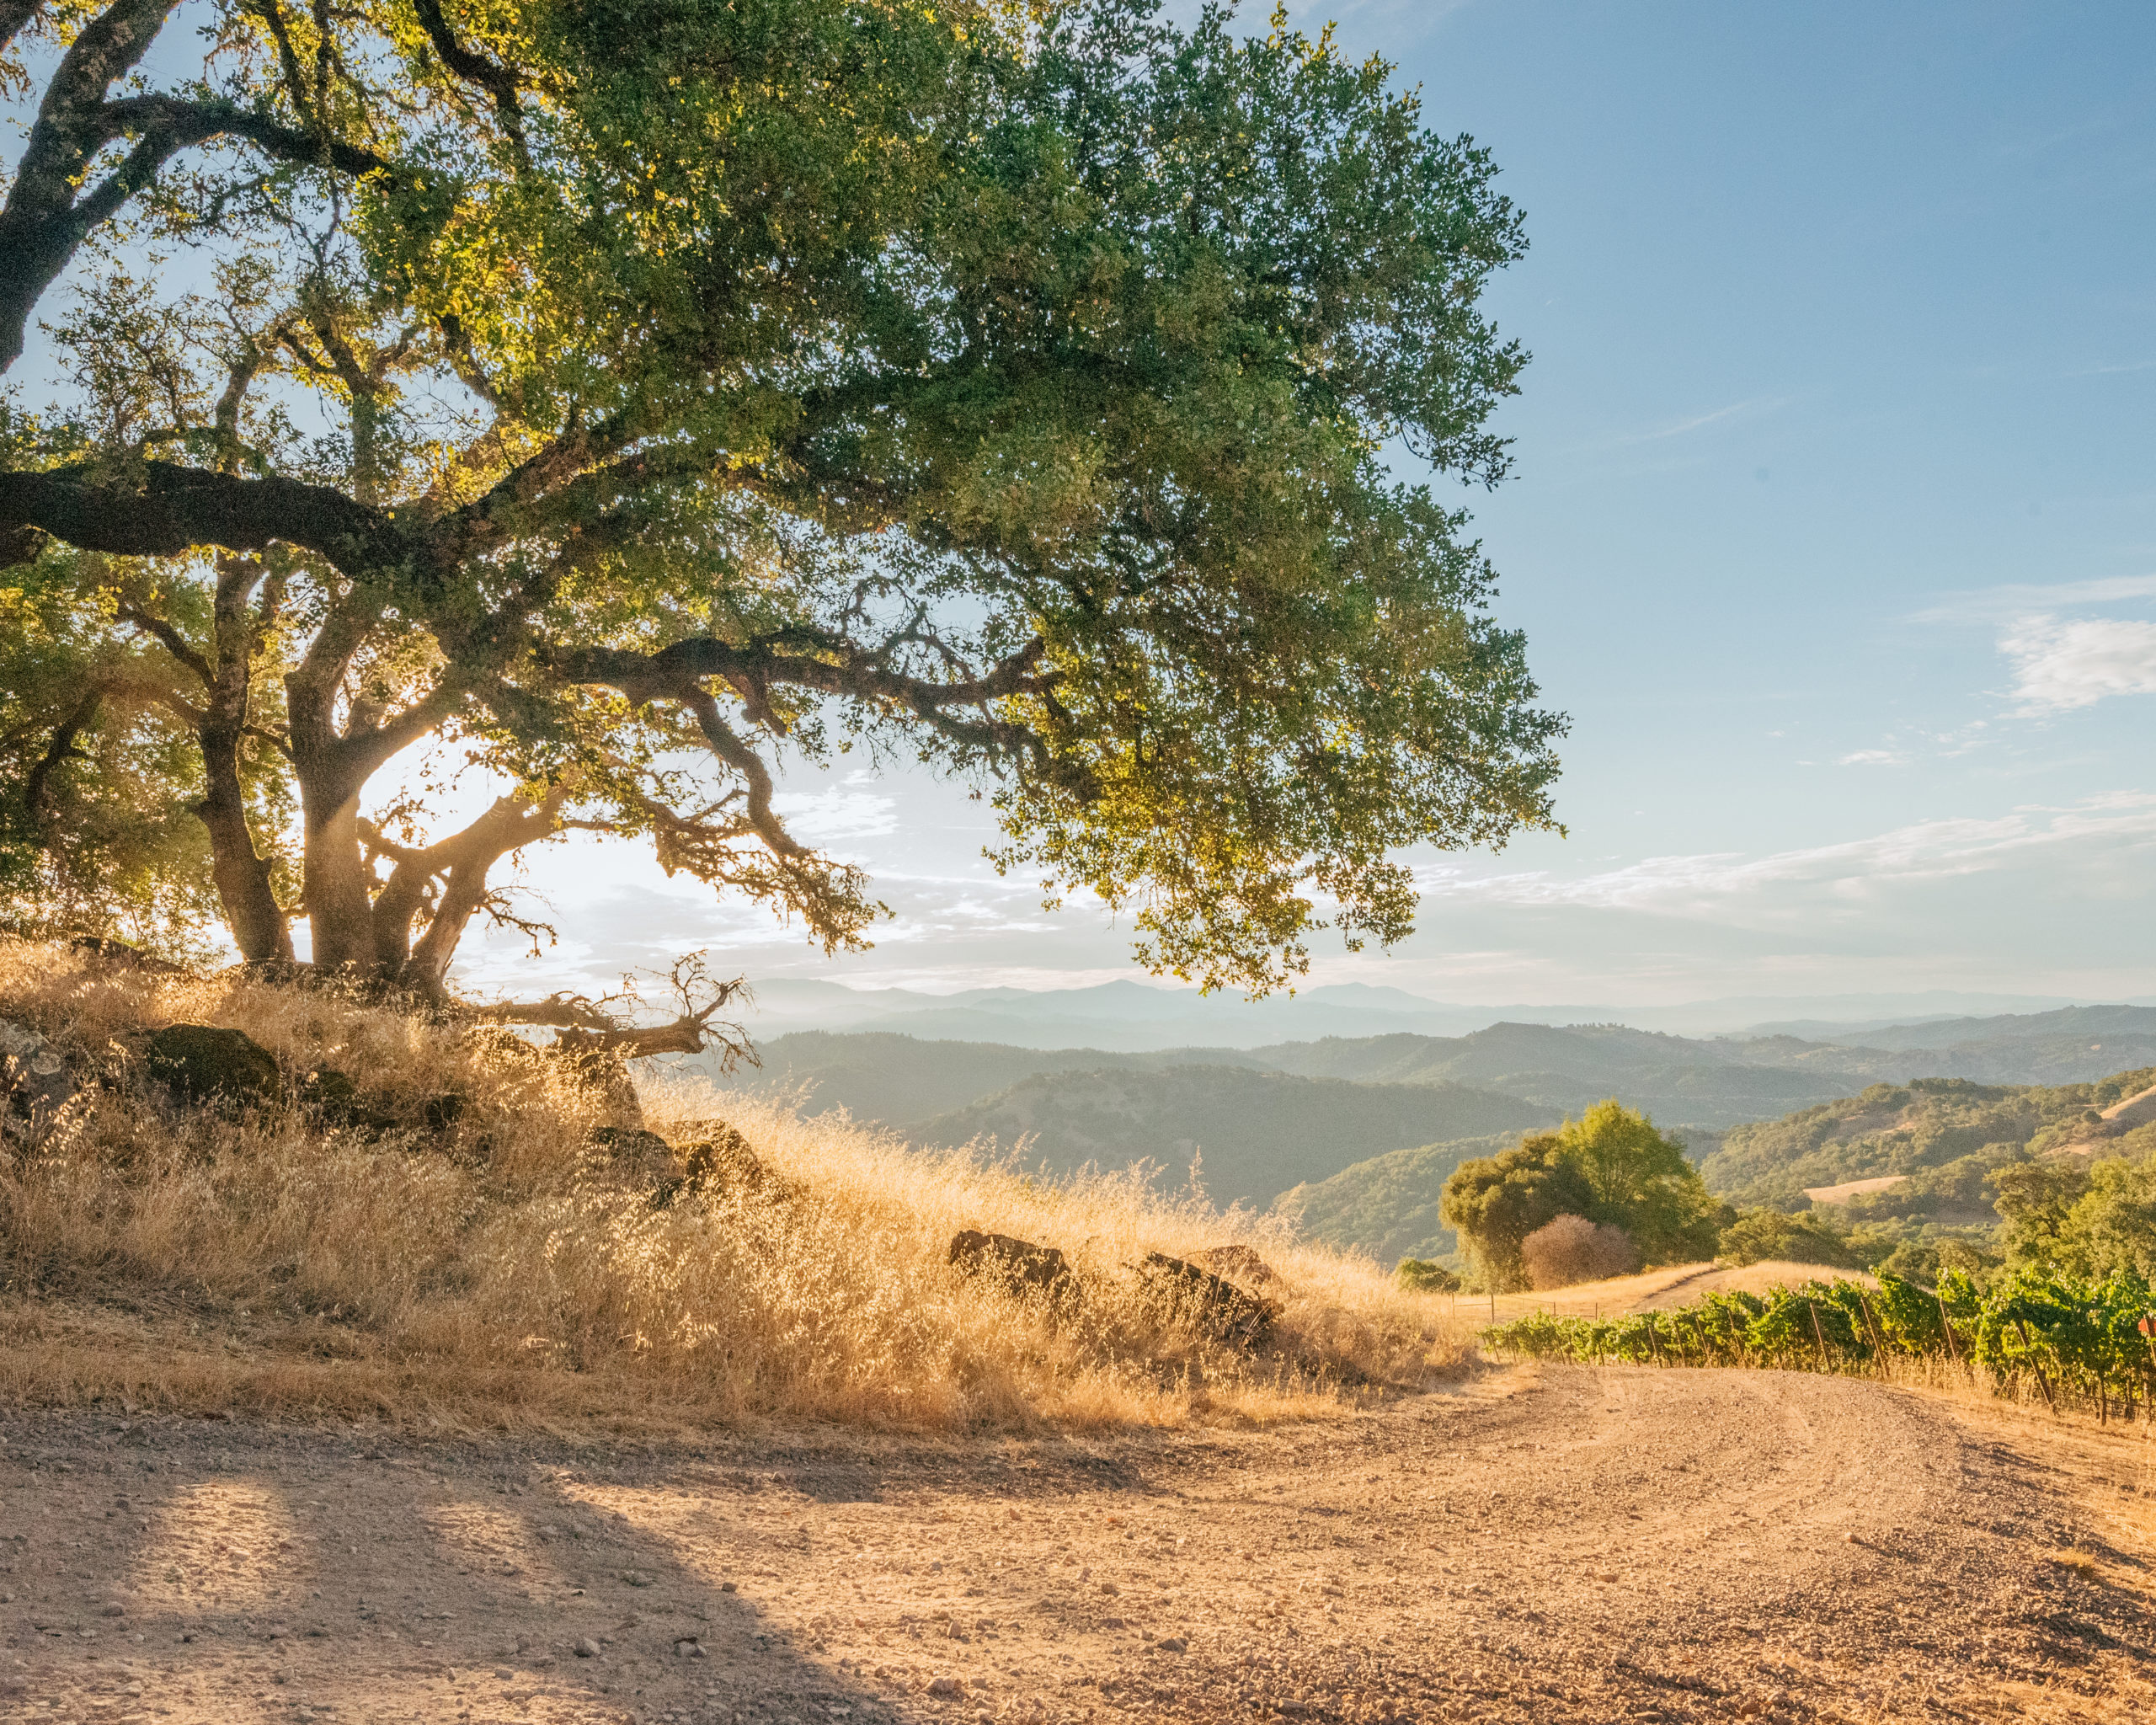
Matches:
[[411, 0, 529, 160], [0, 462, 387, 568], [0, 1, 41, 61]]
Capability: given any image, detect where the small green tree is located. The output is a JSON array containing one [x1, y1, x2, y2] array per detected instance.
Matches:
[[1441, 1100, 1724, 1291], [1716, 1207, 1858, 1271]]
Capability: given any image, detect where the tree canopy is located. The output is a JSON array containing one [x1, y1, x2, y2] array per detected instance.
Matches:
[[1441, 1101, 1726, 1290], [0, 0, 1564, 1012]]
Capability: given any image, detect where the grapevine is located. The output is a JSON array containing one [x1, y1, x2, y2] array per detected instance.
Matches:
[[1480, 1268, 2156, 1422]]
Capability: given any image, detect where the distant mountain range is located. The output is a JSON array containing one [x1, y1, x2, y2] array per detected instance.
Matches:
[[722, 978, 2130, 1051], [684, 1002, 2156, 1262]]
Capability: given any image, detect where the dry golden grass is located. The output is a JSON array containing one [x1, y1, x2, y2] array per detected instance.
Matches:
[[0, 939, 1470, 1431], [1474, 1258, 1881, 1320]]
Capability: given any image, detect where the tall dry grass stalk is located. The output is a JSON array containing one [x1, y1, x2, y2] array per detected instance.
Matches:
[[0, 940, 1472, 1430]]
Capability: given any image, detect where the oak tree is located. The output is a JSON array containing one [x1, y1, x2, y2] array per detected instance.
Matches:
[[0, 0, 1565, 1015]]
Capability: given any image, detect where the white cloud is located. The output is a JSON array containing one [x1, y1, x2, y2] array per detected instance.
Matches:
[[1999, 615, 2156, 712], [1418, 793, 2156, 917], [768, 788, 899, 843], [1835, 749, 1906, 766]]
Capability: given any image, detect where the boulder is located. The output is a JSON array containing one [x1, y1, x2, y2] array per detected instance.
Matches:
[[145, 1023, 280, 1108], [1, 1019, 75, 1142], [1139, 1252, 1280, 1348], [682, 1125, 768, 1191], [1189, 1244, 1279, 1288], [587, 1125, 675, 1188], [949, 1230, 1081, 1304], [650, 1124, 772, 1207]]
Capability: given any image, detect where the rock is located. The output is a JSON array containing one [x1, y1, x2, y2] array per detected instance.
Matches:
[[925, 1674, 963, 1699], [680, 1125, 768, 1194], [1190, 1245, 1279, 1288], [99, 1603, 125, 1617], [1139, 1252, 1280, 1348], [70, 936, 184, 974], [948, 1230, 1081, 1306], [1155, 1636, 1187, 1653], [1, 1019, 75, 1141], [584, 1125, 675, 1192], [298, 1068, 388, 1130], [573, 1637, 600, 1658], [145, 1023, 280, 1108]]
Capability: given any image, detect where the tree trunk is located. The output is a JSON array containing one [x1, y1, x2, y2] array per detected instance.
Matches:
[[301, 792, 378, 975], [195, 718, 292, 963]]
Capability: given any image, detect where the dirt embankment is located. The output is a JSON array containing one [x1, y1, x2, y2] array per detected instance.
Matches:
[[4, 1366, 2153, 1725]]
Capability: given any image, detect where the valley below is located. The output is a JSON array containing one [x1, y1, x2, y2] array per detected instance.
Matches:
[[5, 1366, 2152, 1725]]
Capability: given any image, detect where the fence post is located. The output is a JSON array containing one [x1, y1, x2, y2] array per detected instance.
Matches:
[[1808, 1300, 1832, 1373]]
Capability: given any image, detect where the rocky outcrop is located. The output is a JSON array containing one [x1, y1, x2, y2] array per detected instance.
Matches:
[[948, 1230, 1081, 1306], [1189, 1244, 1278, 1287], [1139, 1252, 1280, 1348], [145, 1024, 280, 1108]]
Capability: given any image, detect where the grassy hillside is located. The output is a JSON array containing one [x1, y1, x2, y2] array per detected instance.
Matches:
[[0, 942, 1473, 1429], [1698, 1068, 2156, 1209], [909, 1067, 1557, 1210]]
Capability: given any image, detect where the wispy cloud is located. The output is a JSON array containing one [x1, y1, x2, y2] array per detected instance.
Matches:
[[1835, 749, 1907, 766], [1417, 793, 2156, 916], [1912, 572, 2156, 624], [1621, 396, 1790, 445], [769, 788, 899, 844]]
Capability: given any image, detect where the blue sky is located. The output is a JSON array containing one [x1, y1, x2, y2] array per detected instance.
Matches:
[[456, 3, 2152, 1007]]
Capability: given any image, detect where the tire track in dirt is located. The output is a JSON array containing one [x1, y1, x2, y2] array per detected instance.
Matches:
[[2, 1365, 2150, 1724]]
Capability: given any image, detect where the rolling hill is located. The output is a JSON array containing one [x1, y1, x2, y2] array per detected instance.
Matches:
[[904, 1067, 1559, 1210], [1272, 1134, 1519, 1267]]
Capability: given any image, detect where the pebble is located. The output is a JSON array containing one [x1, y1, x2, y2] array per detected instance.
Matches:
[[574, 1638, 600, 1658], [1155, 1636, 1188, 1653], [100, 1604, 125, 1618], [925, 1674, 963, 1697]]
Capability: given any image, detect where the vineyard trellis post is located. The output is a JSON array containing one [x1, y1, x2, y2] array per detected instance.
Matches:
[[1857, 1290, 1889, 1375], [1808, 1300, 1832, 1374], [2012, 1317, 2058, 1416]]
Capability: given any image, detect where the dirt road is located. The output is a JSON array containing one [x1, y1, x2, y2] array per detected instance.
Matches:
[[3, 1365, 2151, 1724]]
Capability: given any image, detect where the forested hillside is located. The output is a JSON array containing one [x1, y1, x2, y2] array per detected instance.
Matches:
[[907, 1069, 1557, 1210], [1698, 1067, 2156, 1208], [1273, 1135, 1519, 1266], [706, 1031, 1262, 1125]]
